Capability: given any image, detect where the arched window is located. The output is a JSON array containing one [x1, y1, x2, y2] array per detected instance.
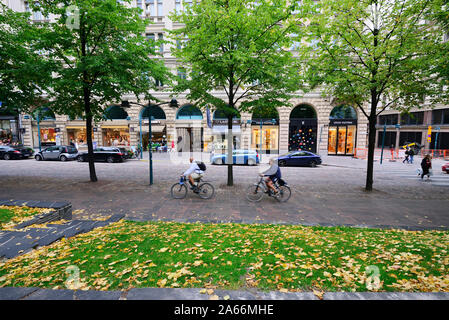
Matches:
[[213, 108, 240, 120], [251, 106, 279, 120], [290, 104, 317, 119], [141, 104, 166, 120], [34, 107, 56, 121], [329, 105, 357, 120], [103, 105, 128, 120], [176, 104, 203, 120]]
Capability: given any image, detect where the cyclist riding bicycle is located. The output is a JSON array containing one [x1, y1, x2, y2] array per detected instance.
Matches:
[[182, 157, 205, 193], [259, 158, 281, 196]]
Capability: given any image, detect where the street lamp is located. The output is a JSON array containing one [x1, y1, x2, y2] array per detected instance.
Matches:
[[121, 98, 178, 185]]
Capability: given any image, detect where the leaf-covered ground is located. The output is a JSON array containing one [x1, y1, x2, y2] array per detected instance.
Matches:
[[0, 221, 448, 292], [0, 206, 51, 230]]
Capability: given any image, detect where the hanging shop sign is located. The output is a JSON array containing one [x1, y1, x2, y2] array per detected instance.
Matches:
[[251, 119, 279, 125], [329, 119, 357, 125]]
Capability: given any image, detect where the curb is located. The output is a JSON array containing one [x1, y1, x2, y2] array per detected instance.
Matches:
[[0, 286, 448, 300]]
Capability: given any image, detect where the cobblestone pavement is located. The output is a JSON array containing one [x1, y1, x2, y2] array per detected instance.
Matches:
[[1, 153, 448, 229]]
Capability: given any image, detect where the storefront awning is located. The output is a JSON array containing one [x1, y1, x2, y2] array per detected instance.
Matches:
[[212, 125, 241, 134]]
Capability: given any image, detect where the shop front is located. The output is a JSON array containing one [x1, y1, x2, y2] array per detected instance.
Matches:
[[141, 120, 167, 151], [327, 105, 358, 156], [328, 120, 357, 155], [211, 119, 241, 153], [251, 119, 279, 154], [175, 104, 204, 153], [102, 126, 130, 147], [0, 118, 18, 144], [289, 104, 318, 153], [66, 126, 95, 148]]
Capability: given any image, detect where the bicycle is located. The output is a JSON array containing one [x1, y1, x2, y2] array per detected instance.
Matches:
[[246, 175, 291, 202], [170, 176, 215, 199]]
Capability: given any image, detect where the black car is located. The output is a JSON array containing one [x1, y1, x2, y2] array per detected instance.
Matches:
[[77, 147, 127, 163], [0, 145, 34, 160], [35, 145, 78, 161], [276, 151, 322, 167]]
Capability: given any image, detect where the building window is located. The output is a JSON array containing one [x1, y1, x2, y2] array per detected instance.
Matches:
[[432, 108, 449, 125], [184, 0, 193, 10], [177, 68, 186, 80], [157, 0, 163, 16], [378, 114, 398, 125], [399, 132, 422, 146], [146, 0, 155, 16], [175, 0, 181, 13], [400, 111, 424, 125], [158, 33, 164, 53], [377, 131, 397, 148]]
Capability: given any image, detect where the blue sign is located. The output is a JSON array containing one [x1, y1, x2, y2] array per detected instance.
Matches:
[[395, 124, 401, 129], [206, 107, 212, 128]]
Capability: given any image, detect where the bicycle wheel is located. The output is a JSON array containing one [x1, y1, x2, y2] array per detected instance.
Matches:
[[198, 183, 215, 199], [276, 185, 291, 202], [246, 184, 264, 202], [171, 183, 187, 199]]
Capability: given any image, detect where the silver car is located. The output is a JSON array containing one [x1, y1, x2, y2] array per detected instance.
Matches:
[[35, 145, 79, 161]]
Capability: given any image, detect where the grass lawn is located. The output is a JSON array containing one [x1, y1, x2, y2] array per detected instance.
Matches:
[[0, 220, 448, 293], [0, 206, 51, 230]]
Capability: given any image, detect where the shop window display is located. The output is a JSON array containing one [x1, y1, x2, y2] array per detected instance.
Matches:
[[0, 120, 12, 143], [67, 128, 94, 147], [102, 128, 130, 147]]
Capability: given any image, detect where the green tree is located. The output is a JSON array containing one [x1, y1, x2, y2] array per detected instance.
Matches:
[[297, 0, 443, 191], [429, 0, 449, 104], [169, 0, 301, 186], [34, 0, 171, 181], [0, 4, 52, 116]]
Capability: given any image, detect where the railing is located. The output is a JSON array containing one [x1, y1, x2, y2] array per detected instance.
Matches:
[[354, 148, 449, 161], [419, 149, 449, 160]]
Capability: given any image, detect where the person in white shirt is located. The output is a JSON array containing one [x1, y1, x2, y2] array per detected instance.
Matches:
[[182, 157, 204, 192]]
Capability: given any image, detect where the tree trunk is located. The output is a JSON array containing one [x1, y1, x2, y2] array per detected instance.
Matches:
[[84, 95, 98, 182], [365, 96, 378, 191], [227, 113, 233, 186]]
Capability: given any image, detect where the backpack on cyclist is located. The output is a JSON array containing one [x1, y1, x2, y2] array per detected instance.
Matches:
[[196, 161, 206, 171]]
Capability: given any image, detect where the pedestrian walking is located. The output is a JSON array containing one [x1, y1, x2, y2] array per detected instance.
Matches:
[[408, 148, 414, 164], [403, 147, 410, 164], [420, 154, 432, 180]]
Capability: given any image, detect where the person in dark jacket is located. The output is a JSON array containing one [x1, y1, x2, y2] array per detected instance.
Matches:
[[403, 147, 410, 164], [421, 154, 432, 180]]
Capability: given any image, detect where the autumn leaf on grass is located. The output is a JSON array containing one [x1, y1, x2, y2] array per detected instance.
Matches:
[[193, 260, 203, 267], [313, 289, 324, 300], [157, 279, 167, 287], [159, 248, 169, 253]]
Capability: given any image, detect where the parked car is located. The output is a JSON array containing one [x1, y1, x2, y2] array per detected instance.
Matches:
[[35, 145, 78, 161], [442, 163, 449, 174], [118, 147, 131, 159], [0, 145, 34, 160], [276, 150, 322, 167], [77, 147, 127, 163], [210, 149, 260, 166]]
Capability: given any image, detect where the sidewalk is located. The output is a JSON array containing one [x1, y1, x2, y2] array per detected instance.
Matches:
[[1, 286, 448, 300]]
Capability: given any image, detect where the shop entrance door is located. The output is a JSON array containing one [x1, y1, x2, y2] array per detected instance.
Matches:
[[328, 125, 357, 155], [288, 119, 317, 153]]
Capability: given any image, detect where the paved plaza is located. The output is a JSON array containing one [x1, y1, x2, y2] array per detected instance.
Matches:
[[1, 153, 448, 229]]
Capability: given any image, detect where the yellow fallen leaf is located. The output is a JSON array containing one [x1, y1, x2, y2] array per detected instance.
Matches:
[[159, 248, 169, 253], [209, 295, 219, 300], [223, 295, 230, 300]]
